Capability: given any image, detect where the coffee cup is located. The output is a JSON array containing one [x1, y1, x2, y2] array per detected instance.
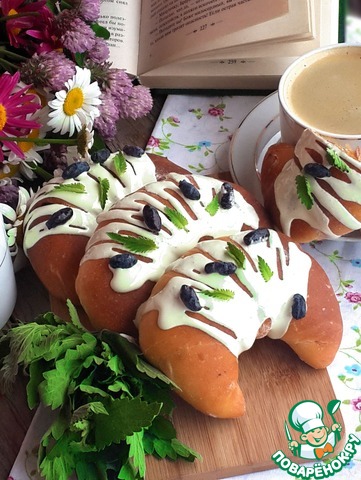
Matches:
[[278, 43, 361, 148]]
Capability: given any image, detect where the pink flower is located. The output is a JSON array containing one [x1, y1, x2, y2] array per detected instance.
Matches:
[[147, 136, 160, 148], [208, 107, 224, 117], [0, 72, 41, 162], [55, 9, 95, 53], [345, 291, 361, 303], [351, 396, 361, 411]]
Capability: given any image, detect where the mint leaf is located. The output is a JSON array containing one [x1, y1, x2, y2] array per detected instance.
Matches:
[[94, 397, 162, 449], [98, 177, 110, 210], [326, 147, 350, 172], [199, 288, 235, 301], [226, 241, 246, 269], [296, 174, 313, 209], [164, 206, 188, 230], [205, 195, 219, 216], [107, 232, 158, 254], [113, 151, 127, 177], [257, 256, 274, 282], [53, 183, 86, 194], [127, 431, 146, 478]]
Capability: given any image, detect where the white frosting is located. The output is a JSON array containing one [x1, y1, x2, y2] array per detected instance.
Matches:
[[274, 129, 361, 238], [23, 151, 157, 254], [81, 173, 262, 293], [135, 230, 311, 357]]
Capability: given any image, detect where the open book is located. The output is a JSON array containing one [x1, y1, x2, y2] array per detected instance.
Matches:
[[98, 0, 340, 91]]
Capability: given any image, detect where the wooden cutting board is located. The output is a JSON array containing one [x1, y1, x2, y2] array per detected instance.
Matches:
[[146, 337, 345, 479]]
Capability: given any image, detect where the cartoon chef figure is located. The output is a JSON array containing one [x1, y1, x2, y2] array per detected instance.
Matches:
[[287, 400, 342, 460]]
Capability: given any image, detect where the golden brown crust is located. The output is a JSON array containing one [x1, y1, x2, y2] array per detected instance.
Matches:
[[75, 179, 271, 334], [137, 232, 342, 418]]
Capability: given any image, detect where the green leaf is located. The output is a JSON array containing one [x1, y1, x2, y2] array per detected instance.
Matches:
[[106, 232, 158, 254], [257, 256, 274, 282], [91, 22, 111, 40], [113, 151, 127, 177], [205, 195, 219, 216], [164, 206, 188, 230], [127, 430, 146, 477], [326, 147, 350, 172], [93, 397, 162, 449], [296, 174, 313, 209], [98, 177, 110, 210], [66, 300, 87, 331], [199, 288, 235, 301], [226, 242, 246, 269], [27, 360, 45, 409], [53, 183, 86, 194]]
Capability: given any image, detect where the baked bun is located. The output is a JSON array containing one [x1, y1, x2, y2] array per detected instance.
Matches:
[[136, 229, 342, 418], [22, 148, 184, 309], [75, 173, 271, 334], [261, 129, 361, 243]]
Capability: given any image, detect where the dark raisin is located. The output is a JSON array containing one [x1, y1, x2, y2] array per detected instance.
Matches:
[[243, 228, 270, 245], [304, 163, 331, 178], [219, 182, 234, 209], [180, 285, 202, 311], [46, 207, 73, 229], [91, 148, 111, 164], [62, 162, 90, 179], [109, 253, 137, 269], [205, 261, 237, 275], [179, 179, 201, 200], [143, 205, 162, 233], [292, 293, 307, 319], [123, 145, 144, 158]]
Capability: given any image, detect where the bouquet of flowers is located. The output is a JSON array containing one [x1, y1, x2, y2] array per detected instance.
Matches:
[[0, 0, 153, 259]]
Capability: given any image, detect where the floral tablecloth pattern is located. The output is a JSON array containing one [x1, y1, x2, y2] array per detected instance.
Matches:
[[9, 94, 361, 479]]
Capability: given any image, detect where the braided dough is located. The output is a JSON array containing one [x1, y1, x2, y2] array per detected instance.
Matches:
[[261, 129, 361, 243], [136, 229, 342, 418]]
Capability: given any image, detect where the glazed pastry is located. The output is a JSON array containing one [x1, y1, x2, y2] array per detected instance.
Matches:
[[261, 129, 361, 243], [75, 173, 271, 334], [22, 148, 185, 308], [136, 229, 342, 418]]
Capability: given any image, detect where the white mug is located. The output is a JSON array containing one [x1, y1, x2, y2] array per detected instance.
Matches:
[[0, 214, 17, 328], [278, 43, 361, 148]]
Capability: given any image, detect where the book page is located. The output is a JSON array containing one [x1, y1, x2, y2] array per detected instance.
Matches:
[[98, 0, 141, 75], [138, 0, 289, 73]]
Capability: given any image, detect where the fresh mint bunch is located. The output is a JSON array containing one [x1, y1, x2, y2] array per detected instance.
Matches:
[[0, 302, 200, 480]]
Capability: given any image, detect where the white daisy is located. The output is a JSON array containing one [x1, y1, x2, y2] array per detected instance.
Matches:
[[47, 67, 101, 137]]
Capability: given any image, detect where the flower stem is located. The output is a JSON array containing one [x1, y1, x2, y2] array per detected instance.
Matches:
[[0, 48, 28, 62], [0, 58, 18, 72], [0, 136, 78, 146]]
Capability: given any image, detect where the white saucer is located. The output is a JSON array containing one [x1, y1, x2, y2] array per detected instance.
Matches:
[[228, 92, 360, 242], [229, 92, 279, 204]]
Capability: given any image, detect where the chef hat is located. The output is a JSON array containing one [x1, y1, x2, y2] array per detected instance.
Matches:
[[289, 400, 325, 433]]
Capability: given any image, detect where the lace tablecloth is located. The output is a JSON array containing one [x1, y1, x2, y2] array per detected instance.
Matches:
[[9, 94, 361, 480]]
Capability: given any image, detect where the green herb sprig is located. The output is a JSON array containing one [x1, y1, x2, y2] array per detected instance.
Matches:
[[0, 303, 200, 480], [107, 233, 158, 254], [113, 151, 127, 177], [199, 288, 235, 301], [205, 195, 219, 216], [53, 183, 86, 194], [257, 256, 274, 282], [98, 177, 110, 210], [326, 147, 350, 173], [226, 242, 246, 269], [164, 207, 188, 230], [295, 174, 313, 210]]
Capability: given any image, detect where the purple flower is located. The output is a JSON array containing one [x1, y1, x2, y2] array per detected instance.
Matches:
[[19, 51, 76, 91], [147, 136, 160, 148], [104, 68, 133, 104], [208, 107, 224, 116], [74, 0, 101, 22], [94, 92, 119, 140], [0, 184, 19, 211], [345, 291, 361, 303], [55, 9, 95, 53], [117, 85, 153, 120], [86, 37, 110, 63], [351, 396, 361, 411]]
